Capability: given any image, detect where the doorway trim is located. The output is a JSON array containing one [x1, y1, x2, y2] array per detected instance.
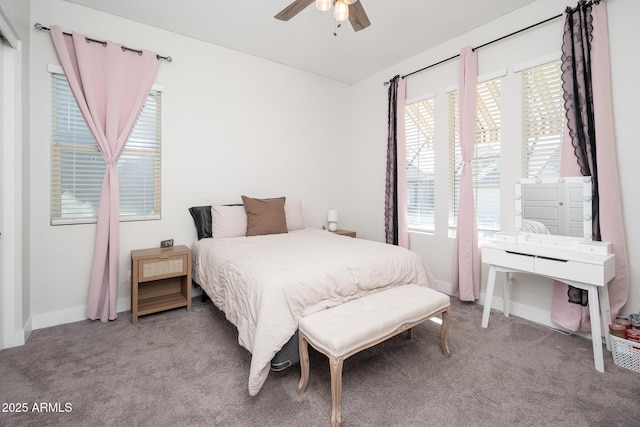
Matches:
[[1, 6, 26, 350]]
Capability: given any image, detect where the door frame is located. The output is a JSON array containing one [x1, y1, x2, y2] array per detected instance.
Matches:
[[1, 7, 25, 350]]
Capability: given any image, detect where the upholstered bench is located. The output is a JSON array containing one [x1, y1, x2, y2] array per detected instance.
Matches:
[[297, 284, 451, 427]]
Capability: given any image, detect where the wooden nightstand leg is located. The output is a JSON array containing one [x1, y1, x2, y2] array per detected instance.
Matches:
[[131, 259, 139, 325], [184, 277, 192, 312], [185, 252, 192, 312]]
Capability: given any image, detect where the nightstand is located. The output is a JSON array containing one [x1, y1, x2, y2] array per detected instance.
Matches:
[[331, 229, 356, 238], [131, 245, 192, 325]]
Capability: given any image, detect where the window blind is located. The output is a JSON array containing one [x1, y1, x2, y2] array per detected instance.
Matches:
[[405, 96, 435, 232], [449, 77, 502, 235], [50, 72, 161, 225], [521, 59, 563, 178]]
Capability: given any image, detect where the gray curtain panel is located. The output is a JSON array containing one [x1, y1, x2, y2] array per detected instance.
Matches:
[[385, 75, 401, 245], [561, 0, 602, 306], [562, 0, 602, 242]]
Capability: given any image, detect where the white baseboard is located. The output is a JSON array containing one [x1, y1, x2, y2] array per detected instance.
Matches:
[[23, 282, 586, 343], [29, 287, 202, 332], [437, 280, 589, 340], [434, 279, 453, 295], [438, 278, 556, 327], [29, 287, 204, 331], [1, 317, 31, 350], [489, 294, 591, 340], [23, 317, 32, 344], [31, 297, 132, 330]]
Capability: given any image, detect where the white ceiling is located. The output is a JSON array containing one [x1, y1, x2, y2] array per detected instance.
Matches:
[[63, 0, 537, 84]]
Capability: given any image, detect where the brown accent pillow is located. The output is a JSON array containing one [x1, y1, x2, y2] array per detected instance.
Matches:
[[241, 196, 288, 237]]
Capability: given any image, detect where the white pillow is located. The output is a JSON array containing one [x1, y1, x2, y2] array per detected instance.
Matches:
[[211, 205, 247, 238], [211, 200, 304, 237], [521, 219, 550, 234], [285, 199, 305, 231]]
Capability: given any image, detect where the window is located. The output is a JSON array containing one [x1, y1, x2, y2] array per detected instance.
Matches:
[[449, 77, 502, 236], [521, 59, 563, 178], [405, 96, 435, 232], [50, 72, 161, 225]]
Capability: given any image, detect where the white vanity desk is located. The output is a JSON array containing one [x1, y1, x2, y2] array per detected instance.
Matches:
[[481, 235, 615, 372]]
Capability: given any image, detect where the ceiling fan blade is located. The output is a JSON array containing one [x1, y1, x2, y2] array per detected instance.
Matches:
[[275, 0, 316, 21], [348, 1, 371, 31]]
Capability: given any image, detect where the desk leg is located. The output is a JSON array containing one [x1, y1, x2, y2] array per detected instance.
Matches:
[[587, 285, 605, 373], [599, 284, 612, 351], [481, 265, 497, 328], [503, 272, 513, 318]]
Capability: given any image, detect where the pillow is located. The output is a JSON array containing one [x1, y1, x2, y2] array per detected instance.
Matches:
[[189, 205, 212, 240], [241, 196, 288, 237], [521, 219, 551, 234], [212, 205, 247, 238], [284, 199, 305, 231]]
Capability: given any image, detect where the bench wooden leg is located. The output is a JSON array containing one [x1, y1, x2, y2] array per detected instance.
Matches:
[[329, 356, 344, 427], [297, 332, 310, 394], [440, 308, 451, 358], [407, 327, 414, 339]]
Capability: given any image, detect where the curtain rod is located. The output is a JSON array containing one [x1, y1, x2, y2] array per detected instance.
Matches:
[[34, 23, 172, 62], [384, 12, 563, 85]]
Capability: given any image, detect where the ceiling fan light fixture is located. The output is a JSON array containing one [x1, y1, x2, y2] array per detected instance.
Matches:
[[334, 0, 349, 21], [316, 0, 331, 12], [275, 0, 370, 32]]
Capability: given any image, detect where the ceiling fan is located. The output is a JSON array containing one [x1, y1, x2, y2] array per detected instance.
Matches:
[[275, 0, 371, 32]]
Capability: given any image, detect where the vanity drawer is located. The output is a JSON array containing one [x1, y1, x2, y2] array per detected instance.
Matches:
[[534, 257, 605, 286], [482, 247, 535, 272]]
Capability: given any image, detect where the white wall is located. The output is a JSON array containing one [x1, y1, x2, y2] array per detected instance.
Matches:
[[27, 0, 353, 327], [350, 0, 639, 326], [5, 0, 638, 334]]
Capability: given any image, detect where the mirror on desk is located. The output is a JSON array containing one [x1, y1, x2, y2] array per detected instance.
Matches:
[[515, 176, 592, 241]]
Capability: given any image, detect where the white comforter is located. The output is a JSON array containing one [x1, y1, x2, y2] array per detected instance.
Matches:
[[193, 228, 435, 396]]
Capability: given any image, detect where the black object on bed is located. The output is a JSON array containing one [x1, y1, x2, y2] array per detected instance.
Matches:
[[271, 331, 299, 371], [189, 204, 244, 240], [189, 205, 212, 240]]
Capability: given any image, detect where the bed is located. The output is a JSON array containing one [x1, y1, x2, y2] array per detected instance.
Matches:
[[189, 197, 436, 396]]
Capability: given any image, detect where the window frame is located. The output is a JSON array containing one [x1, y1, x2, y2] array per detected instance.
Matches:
[[49, 65, 162, 225]]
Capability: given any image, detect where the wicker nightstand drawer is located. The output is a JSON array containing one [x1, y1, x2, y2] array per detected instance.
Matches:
[[139, 254, 188, 282]]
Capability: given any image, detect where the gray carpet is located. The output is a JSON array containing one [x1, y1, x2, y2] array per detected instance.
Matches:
[[1, 297, 639, 427]]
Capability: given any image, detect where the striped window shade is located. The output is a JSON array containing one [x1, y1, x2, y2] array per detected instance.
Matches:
[[521, 59, 563, 178], [50, 71, 162, 225], [405, 95, 436, 232], [448, 77, 502, 237]]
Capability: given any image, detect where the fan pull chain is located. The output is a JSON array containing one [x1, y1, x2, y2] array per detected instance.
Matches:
[[333, 21, 342, 37]]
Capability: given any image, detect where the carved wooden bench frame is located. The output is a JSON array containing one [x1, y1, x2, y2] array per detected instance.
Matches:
[[297, 291, 451, 427]]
